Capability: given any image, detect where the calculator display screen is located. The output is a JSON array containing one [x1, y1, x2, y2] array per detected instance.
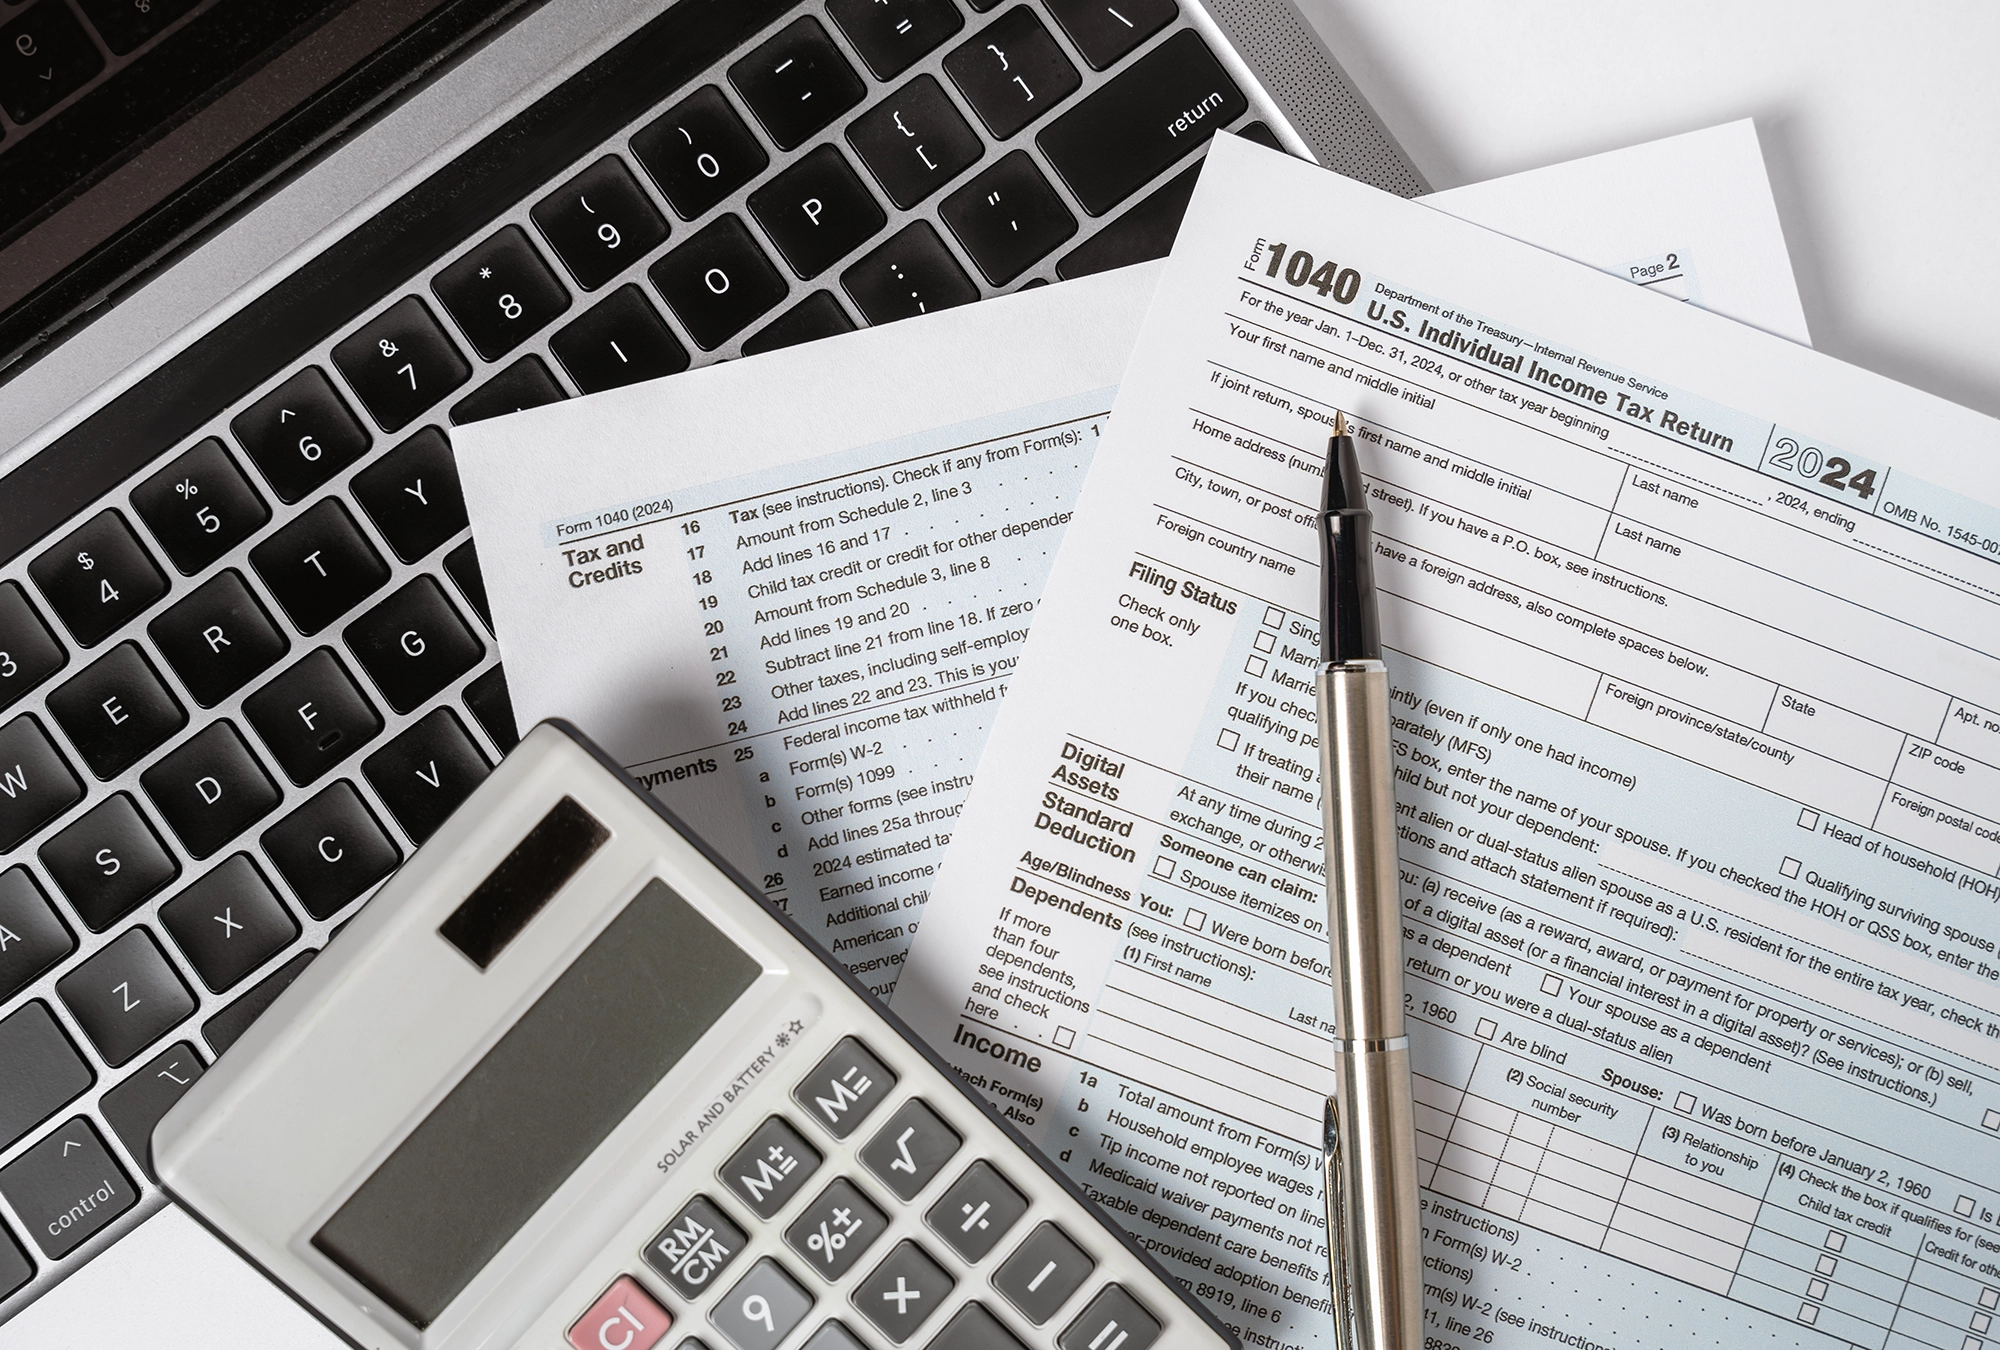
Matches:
[[312, 877, 762, 1329]]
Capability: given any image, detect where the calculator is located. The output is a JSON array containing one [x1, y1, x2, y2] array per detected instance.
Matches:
[[152, 721, 1238, 1350]]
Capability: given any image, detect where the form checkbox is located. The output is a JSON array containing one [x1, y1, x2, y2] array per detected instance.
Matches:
[[1982, 1109, 2000, 1131], [1183, 908, 1206, 931], [1824, 1231, 1846, 1252], [1053, 1026, 1075, 1049], [1245, 655, 1267, 678], [1973, 1313, 1991, 1334], [1780, 857, 1802, 879], [1253, 629, 1276, 653], [1958, 1195, 1978, 1218], [1962, 1337, 1981, 1350], [1540, 973, 1563, 996], [1984, 1288, 2000, 1310], [1264, 606, 1284, 628], [1798, 808, 1820, 830], [1798, 1304, 1818, 1325], [1816, 1254, 1838, 1276], [1475, 1018, 1497, 1041], [1217, 728, 1241, 751], [1152, 855, 1176, 879], [1674, 1092, 1696, 1114], [1807, 1279, 1828, 1301]]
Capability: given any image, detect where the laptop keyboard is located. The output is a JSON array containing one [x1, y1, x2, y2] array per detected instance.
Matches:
[[0, 0, 1298, 1318]]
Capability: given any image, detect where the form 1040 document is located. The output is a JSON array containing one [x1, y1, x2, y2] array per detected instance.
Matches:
[[889, 133, 2000, 1350]]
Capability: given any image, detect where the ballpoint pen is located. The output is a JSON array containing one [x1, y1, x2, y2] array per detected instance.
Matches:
[[1317, 412, 1422, 1350]]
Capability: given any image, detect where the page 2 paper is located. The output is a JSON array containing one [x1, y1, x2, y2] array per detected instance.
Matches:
[[889, 133, 2000, 1350]]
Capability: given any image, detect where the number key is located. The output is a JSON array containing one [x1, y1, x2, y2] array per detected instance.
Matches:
[[28, 509, 169, 647], [0, 582, 67, 713], [432, 225, 571, 362], [131, 438, 272, 572], [533, 155, 670, 291], [713, 1257, 814, 1350], [631, 85, 769, 222], [332, 296, 471, 433], [230, 368, 372, 505]]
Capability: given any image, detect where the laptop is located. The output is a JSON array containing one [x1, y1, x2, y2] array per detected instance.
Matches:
[[0, 0, 1420, 1339]]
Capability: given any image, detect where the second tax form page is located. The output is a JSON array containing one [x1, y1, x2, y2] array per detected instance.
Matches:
[[889, 134, 2000, 1350]]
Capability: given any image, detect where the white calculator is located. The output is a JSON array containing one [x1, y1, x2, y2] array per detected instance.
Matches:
[[153, 721, 1238, 1350]]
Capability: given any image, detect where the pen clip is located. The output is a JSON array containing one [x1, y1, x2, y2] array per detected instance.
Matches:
[[1323, 1094, 1356, 1350]]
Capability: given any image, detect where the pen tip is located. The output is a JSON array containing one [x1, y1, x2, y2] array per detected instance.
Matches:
[[1332, 409, 1348, 438]]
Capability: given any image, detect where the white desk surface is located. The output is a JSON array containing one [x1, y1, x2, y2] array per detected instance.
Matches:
[[1302, 0, 2000, 420]]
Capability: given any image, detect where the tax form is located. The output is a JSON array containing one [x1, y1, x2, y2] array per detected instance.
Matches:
[[887, 131, 2000, 1350], [457, 121, 1805, 999]]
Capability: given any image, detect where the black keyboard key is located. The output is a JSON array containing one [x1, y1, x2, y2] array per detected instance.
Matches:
[[0, 581, 67, 712], [829, 0, 964, 80], [729, 16, 865, 151], [443, 539, 490, 629], [1044, 0, 1175, 69], [230, 368, 372, 505], [1037, 30, 1244, 215], [433, 225, 572, 361], [56, 926, 195, 1066], [749, 145, 887, 279], [842, 222, 978, 325], [0, 1118, 136, 1259], [148, 570, 289, 708], [362, 707, 490, 845], [29, 509, 169, 648], [0, 714, 82, 850], [550, 285, 691, 394], [37, 793, 178, 932], [130, 438, 271, 574], [350, 427, 466, 564], [0, 869, 73, 1002], [533, 155, 671, 291], [847, 75, 983, 210], [462, 663, 519, 753], [202, 948, 313, 1055], [741, 291, 857, 356], [650, 214, 789, 350], [249, 498, 390, 636], [45, 641, 186, 779], [331, 296, 472, 433], [242, 648, 383, 785], [343, 576, 484, 714], [944, 9, 1079, 140], [631, 84, 769, 221], [139, 721, 280, 859], [99, 1041, 204, 1181], [160, 854, 299, 993], [0, 1, 102, 124], [1056, 156, 1196, 278], [940, 151, 1075, 284], [0, 1003, 90, 1152], [260, 779, 400, 920], [77, 0, 199, 54], [449, 355, 568, 426], [0, 1222, 25, 1302]]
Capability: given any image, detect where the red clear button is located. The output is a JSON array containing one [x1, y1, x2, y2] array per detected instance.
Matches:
[[567, 1275, 672, 1350]]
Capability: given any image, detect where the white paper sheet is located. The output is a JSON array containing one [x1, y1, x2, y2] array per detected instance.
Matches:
[[888, 131, 2000, 1350], [457, 123, 1809, 999]]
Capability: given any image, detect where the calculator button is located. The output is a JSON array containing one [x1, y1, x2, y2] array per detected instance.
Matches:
[[139, 720, 281, 859], [244, 647, 381, 785], [829, 0, 964, 80], [646, 1194, 748, 1299], [800, 1321, 869, 1350], [992, 1223, 1093, 1323], [631, 85, 769, 222], [434, 226, 571, 361], [729, 17, 865, 152], [1043, 0, 1175, 70], [0, 869, 73, 1002], [940, 151, 1076, 285], [45, 640, 186, 779], [785, 1177, 888, 1280], [841, 222, 977, 326], [534, 155, 671, 292], [0, 1001, 90, 1152], [551, 285, 691, 395], [748, 145, 886, 280], [159, 853, 299, 993], [926, 1162, 1027, 1262], [0, 714, 83, 851], [56, 926, 196, 1066], [0, 1118, 136, 1260], [568, 1275, 673, 1350], [929, 1302, 1029, 1350], [350, 427, 468, 564], [847, 75, 983, 211], [712, 1257, 814, 1350], [259, 779, 401, 919], [38, 792, 178, 931], [449, 355, 568, 426], [943, 9, 1079, 140], [248, 498, 391, 636], [130, 438, 272, 572], [861, 1097, 961, 1197], [741, 292, 856, 357], [29, 509, 169, 648], [794, 1036, 897, 1138], [332, 296, 472, 433], [361, 707, 490, 845], [344, 576, 484, 714], [720, 1115, 823, 1219], [1057, 1285, 1159, 1350], [230, 368, 372, 504], [650, 215, 790, 351], [99, 1040, 204, 1181], [0, 581, 66, 712], [854, 1240, 953, 1343], [148, 570, 289, 708]]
